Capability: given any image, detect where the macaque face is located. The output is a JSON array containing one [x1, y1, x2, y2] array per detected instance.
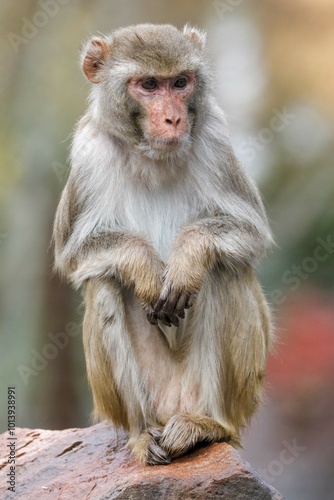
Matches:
[[128, 73, 196, 155]]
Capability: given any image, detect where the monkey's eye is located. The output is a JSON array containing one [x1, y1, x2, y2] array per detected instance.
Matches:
[[174, 77, 188, 89], [141, 78, 158, 90]]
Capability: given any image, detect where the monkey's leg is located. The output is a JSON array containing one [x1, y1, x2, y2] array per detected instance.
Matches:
[[221, 270, 273, 432], [83, 279, 146, 434], [156, 269, 271, 461], [84, 279, 179, 464]]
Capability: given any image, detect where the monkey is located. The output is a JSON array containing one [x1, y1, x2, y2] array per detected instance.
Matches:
[[53, 23, 273, 465]]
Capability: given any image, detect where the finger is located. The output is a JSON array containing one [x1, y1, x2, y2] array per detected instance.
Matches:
[[154, 297, 167, 313], [175, 293, 188, 318], [147, 311, 158, 325], [157, 311, 179, 328], [162, 290, 180, 316], [167, 313, 179, 327], [154, 285, 170, 313], [185, 294, 196, 309], [158, 313, 172, 327]]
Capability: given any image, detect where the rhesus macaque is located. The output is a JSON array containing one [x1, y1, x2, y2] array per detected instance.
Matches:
[[54, 24, 273, 465]]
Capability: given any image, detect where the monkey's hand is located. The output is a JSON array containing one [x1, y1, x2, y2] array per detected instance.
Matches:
[[128, 249, 180, 328], [142, 269, 181, 328], [153, 265, 204, 326], [143, 279, 181, 328], [153, 230, 213, 325], [153, 280, 196, 326]]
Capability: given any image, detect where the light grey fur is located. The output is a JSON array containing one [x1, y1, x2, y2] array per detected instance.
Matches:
[[54, 23, 273, 464]]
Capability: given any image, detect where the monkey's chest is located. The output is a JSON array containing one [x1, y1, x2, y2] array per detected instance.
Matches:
[[118, 189, 194, 261]]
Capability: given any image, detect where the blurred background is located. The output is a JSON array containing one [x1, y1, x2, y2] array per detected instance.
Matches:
[[0, 0, 333, 498]]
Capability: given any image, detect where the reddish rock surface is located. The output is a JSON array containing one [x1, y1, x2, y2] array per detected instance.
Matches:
[[0, 422, 284, 499]]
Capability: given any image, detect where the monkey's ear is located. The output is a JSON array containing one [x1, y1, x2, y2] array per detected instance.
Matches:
[[81, 37, 112, 84], [183, 25, 206, 51]]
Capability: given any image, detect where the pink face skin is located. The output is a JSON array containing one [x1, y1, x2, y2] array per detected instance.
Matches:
[[128, 74, 196, 150]]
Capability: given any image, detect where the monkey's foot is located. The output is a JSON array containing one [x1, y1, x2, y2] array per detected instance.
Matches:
[[131, 428, 171, 465], [159, 413, 232, 459]]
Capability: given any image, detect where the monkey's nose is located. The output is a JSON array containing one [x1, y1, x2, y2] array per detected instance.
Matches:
[[165, 117, 181, 127]]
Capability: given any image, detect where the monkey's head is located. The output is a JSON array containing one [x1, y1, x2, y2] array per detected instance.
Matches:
[[81, 24, 210, 162]]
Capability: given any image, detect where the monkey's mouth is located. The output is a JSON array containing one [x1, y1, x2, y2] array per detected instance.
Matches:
[[150, 138, 183, 151], [138, 135, 191, 160]]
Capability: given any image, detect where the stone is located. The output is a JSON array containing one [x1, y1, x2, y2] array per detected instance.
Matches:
[[0, 422, 284, 499]]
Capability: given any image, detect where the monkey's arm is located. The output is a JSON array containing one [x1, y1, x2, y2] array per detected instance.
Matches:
[[53, 179, 176, 325], [155, 208, 272, 319]]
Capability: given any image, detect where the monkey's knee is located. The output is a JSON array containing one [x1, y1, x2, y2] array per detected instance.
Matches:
[[129, 428, 171, 466]]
